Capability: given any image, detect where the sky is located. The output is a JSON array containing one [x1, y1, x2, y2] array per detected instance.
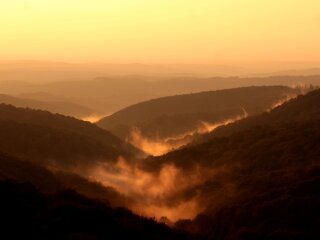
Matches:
[[1, 0, 320, 63]]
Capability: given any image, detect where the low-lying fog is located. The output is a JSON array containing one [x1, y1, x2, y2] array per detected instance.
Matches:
[[73, 94, 299, 222]]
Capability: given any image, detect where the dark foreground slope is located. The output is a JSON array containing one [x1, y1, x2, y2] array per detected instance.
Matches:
[[142, 89, 320, 239], [98, 86, 301, 139], [0, 152, 129, 206], [0, 104, 142, 167], [0, 179, 194, 240], [174, 122, 320, 240]]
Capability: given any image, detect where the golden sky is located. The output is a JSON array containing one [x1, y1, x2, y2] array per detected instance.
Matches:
[[1, 0, 320, 63]]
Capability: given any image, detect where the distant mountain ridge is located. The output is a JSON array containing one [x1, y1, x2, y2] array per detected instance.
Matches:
[[0, 93, 95, 118], [1, 75, 319, 115]]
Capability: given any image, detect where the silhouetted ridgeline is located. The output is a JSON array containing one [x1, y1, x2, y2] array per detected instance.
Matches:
[[98, 86, 301, 139], [0, 179, 195, 240], [0, 104, 142, 167], [0, 152, 129, 207], [1, 73, 320, 114], [0, 93, 95, 118]]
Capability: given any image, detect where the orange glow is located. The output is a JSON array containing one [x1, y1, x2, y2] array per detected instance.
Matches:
[[1, 1, 320, 63], [133, 198, 202, 222], [127, 128, 179, 156], [127, 109, 248, 156], [82, 114, 105, 123], [87, 156, 213, 221], [197, 108, 248, 133], [268, 94, 300, 111]]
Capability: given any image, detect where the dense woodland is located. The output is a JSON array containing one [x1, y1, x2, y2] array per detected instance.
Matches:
[[202, 87, 320, 140], [98, 86, 301, 139], [0, 152, 130, 206], [2, 1, 320, 238], [0, 179, 194, 240], [0, 87, 319, 239], [143, 89, 320, 239], [0, 104, 142, 167]]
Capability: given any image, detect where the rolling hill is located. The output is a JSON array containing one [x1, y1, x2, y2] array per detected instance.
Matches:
[[138, 89, 320, 239], [200, 86, 320, 141], [1, 75, 320, 115], [0, 104, 142, 168], [98, 86, 302, 140], [1, 82, 319, 239], [0, 152, 129, 206], [0, 93, 96, 118]]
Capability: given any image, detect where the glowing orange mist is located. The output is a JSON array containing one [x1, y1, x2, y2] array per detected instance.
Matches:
[[128, 128, 179, 156], [82, 114, 105, 123], [197, 108, 248, 133], [128, 108, 248, 156], [267, 94, 298, 111], [88, 157, 210, 221]]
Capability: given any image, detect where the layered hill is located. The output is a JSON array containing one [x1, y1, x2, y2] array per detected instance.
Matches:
[[0, 104, 142, 167], [200, 86, 320, 141], [2, 75, 319, 115], [0, 93, 95, 118], [0, 152, 128, 206], [140, 89, 320, 239], [98, 86, 302, 140]]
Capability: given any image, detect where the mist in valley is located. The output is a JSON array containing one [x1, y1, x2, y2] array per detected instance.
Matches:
[[1, 1, 320, 239], [1, 54, 320, 240]]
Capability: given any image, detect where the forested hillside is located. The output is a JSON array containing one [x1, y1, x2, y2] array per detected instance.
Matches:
[[138, 89, 320, 239], [98, 86, 301, 140], [0, 104, 142, 167]]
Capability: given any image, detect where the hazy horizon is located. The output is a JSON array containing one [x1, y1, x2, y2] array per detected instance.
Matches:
[[1, 59, 320, 82], [2, 0, 320, 64], [1, 2, 320, 238]]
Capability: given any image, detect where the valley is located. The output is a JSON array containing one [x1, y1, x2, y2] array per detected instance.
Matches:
[[0, 83, 319, 240], [1, 1, 320, 238]]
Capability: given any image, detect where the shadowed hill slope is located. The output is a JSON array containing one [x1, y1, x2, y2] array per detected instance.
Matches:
[[98, 86, 302, 139], [0, 104, 142, 167], [0, 179, 196, 240], [200, 87, 320, 141], [172, 121, 320, 240], [140, 89, 320, 239], [0, 152, 129, 207]]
